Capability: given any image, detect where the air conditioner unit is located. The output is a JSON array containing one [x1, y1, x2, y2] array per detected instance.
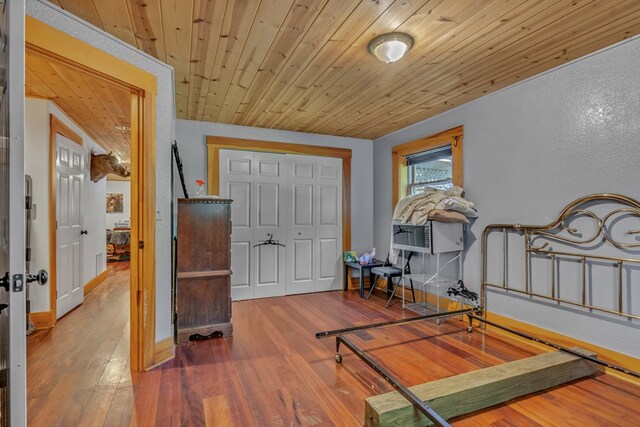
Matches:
[[392, 220, 464, 254]]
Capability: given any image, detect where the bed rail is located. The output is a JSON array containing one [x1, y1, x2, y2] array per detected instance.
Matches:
[[481, 193, 640, 321]]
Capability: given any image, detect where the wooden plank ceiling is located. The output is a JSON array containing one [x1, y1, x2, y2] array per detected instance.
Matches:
[[48, 0, 640, 140], [26, 48, 132, 168]]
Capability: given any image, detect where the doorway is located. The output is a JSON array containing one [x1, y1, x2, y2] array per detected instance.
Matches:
[[25, 17, 157, 372]]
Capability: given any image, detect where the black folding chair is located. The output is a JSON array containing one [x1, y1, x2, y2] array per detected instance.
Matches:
[[367, 251, 416, 308]]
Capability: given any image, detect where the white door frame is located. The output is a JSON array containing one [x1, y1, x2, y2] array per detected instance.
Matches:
[[8, 0, 27, 425]]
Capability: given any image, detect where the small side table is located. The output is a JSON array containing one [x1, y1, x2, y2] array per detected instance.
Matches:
[[344, 259, 385, 298]]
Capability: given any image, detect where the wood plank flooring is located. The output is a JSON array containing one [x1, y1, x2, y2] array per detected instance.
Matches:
[[27, 263, 640, 426]]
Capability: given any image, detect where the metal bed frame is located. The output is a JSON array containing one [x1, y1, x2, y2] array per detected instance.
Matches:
[[481, 193, 640, 321], [316, 194, 640, 427]]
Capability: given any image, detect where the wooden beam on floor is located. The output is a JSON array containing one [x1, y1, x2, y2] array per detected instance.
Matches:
[[364, 347, 602, 427]]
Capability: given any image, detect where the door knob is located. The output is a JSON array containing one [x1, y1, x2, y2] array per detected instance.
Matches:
[[26, 270, 48, 286], [81, 230, 88, 235]]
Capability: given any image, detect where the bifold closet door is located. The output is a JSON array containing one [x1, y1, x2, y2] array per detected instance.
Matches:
[[220, 149, 342, 300], [285, 155, 343, 295], [219, 150, 287, 301]]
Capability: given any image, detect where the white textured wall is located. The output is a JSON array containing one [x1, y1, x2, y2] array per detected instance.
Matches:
[[25, 98, 107, 313], [175, 120, 375, 253], [106, 181, 131, 230], [27, 0, 176, 340], [373, 37, 640, 357]]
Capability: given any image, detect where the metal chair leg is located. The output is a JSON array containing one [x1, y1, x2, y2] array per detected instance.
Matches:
[[385, 278, 399, 309], [366, 274, 377, 299], [410, 279, 416, 303]]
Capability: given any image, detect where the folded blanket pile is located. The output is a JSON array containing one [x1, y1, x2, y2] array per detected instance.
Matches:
[[389, 186, 476, 263], [393, 186, 477, 225]]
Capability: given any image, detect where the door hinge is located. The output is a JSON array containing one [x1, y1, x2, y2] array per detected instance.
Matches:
[[138, 240, 145, 249], [13, 274, 24, 292]]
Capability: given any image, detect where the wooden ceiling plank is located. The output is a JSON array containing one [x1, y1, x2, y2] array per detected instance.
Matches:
[[289, 0, 533, 134], [355, 3, 640, 139], [234, 0, 368, 125], [91, 0, 138, 47], [46, 0, 640, 140], [339, 0, 634, 136], [185, 0, 229, 119], [331, 0, 604, 134], [47, 61, 127, 147], [56, 0, 104, 29], [25, 64, 58, 99], [305, 0, 589, 135], [258, 0, 433, 130], [229, 0, 330, 119], [160, 0, 194, 118], [127, 0, 167, 61], [197, 0, 274, 122], [34, 54, 131, 161], [216, 0, 306, 124], [273, 0, 490, 132]]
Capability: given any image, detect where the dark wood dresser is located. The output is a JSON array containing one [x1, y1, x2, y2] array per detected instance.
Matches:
[[176, 198, 232, 343]]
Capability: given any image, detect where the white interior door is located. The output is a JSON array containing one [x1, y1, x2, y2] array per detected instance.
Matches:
[[56, 134, 84, 318], [286, 155, 316, 295], [219, 150, 287, 301]]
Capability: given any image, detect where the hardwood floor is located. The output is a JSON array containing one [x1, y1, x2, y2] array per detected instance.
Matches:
[[27, 266, 640, 426]]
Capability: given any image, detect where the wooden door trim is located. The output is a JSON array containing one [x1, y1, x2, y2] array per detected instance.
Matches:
[[207, 136, 352, 252], [29, 17, 160, 371], [49, 115, 83, 324], [392, 126, 464, 209]]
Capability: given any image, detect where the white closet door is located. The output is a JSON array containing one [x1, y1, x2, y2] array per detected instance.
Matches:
[[286, 155, 316, 295], [220, 150, 254, 301], [252, 152, 287, 298], [315, 157, 342, 292], [219, 150, 287, 301]]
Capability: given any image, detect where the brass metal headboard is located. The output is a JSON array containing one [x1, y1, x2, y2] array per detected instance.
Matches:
[[481, 193, 640, 320]]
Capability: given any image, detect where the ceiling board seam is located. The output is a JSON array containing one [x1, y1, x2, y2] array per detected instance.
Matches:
[[88, 0, 106, 32], [201, 0, 267, 123], [232, 0, 335, 124], [218, 0, 303, 122], [188, 0, 229, 121]]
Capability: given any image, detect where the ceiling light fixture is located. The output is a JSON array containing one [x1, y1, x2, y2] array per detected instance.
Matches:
[[115, 125, 131, 131], [368, 32, 414, 63]]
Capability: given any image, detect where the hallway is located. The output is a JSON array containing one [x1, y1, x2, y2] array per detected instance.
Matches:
[[27, 262, 131, 426]]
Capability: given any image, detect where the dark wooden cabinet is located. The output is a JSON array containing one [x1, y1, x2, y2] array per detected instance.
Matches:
[[176, 198, 232, 343]]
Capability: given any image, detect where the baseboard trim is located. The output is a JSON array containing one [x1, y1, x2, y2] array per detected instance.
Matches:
[[29, 311, 54, 330], [84, 269, 110, 296], [150, 336, 175, 368]]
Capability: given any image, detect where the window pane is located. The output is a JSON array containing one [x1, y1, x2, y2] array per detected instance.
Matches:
[[408, 147, 452, 195]]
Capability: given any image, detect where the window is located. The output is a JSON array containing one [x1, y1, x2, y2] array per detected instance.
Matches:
[[392, 126, 463, 208], [406, 145, 453, 194]]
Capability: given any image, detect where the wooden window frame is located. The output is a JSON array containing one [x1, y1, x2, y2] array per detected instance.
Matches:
[[28, 17, 162, 371], [206, 136, 352, 253], [392, 126, 464, 209]]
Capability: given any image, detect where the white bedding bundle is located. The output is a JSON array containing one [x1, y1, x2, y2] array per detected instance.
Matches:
[[389, 186, 476, 263]]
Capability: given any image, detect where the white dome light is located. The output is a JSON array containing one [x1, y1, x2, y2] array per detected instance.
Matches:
[[368, 32, 414, 63]]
